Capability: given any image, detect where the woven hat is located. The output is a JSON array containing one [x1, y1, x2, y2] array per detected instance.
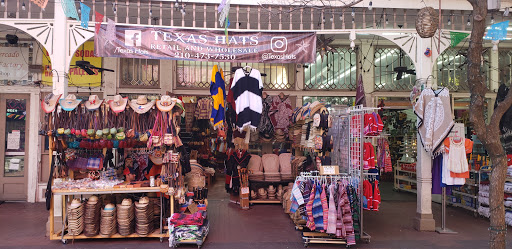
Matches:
[[171, 98, 185, 113], [310, 101, 324, 115], [156, 95, 176, 112], [248, 155, 263, 174], [59, 94, 82, 111], [85, 95, 103, 110], [262, 154, 280, 173], [109, 95, 128, 113], [41, 93, 62, 113], [279, 153, 292, 174], [129, 95, 155, 114]]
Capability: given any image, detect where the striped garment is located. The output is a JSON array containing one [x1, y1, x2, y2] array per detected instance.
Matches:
[[194, 98, 213, 120], [337, 185, 356, 246], [301, 181, 311, 219], [312, 184, 324, 231], [231, 68, 263, 130], [326, 184, 337, 234], [305, 184, 316, 231], [289, 180, 303, 213], [321, 184, 329, 232], [348, 186, 360, 241], [210, 65, 226, 128]]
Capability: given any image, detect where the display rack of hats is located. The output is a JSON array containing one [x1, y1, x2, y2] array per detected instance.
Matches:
[[42, 93, 195, 243], [246, 153, 294, 204]]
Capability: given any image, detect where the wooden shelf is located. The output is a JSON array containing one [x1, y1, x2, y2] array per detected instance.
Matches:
[[452, 190, 477, 199], [395, 175, 417, 183], [54, 231, 167, 240], [395, 187, 417, 194], [249, 199, 281, 204]]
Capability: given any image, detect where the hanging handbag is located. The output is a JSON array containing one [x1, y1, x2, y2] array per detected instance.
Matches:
[[164, 113, 174, 145], [149, 111, 163, 148]]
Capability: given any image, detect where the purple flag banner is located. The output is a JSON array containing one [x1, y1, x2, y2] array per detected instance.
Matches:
[[80, 3, 91, 29], [94, 25, 317, 64], [355, 74, 366, 106]]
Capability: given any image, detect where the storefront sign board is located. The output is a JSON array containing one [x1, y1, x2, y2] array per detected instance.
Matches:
[[95, 25, 317, 64], [0, 47, 29, 81]]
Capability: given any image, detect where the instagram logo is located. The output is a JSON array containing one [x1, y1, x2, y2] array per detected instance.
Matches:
[[271, 37, 287, 53], [125, 30, 142, 47]]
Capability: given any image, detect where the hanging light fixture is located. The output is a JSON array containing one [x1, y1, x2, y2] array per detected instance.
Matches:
[[149, 9, 152, 16], [330, 14, 333, 22], [504, 7, 510, 17], [339, 13, 343, 21], [29, 43, 33, 49], [491, 13, 495, 23], [368, 1, 373, 10], [467, 17, 471, 26], [78, 5, 81, 14], [112, 3, 117, 14], [1, 0, 5, 7], [322, 16, 325, 23], [22, 1, 26, 11], [385, 18, 389, 25], [447, 18, 451, 25], [351, 8, 355, 17]]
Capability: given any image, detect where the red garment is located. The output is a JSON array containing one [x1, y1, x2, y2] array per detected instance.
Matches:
[[364, 114, 375, 135], [373, 112, 384, 135], [363, 143, 375, 170], [372, 180, 381, 211], [363, 180, 373, 210], [170, 211, 204, 226]]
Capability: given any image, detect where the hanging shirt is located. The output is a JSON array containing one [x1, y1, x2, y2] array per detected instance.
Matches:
[[269, 95, 294, 133], [414, 88, 454, 156], [210, 65, 226, 129], [195, 97, 213, 120], [231, 68, 263, 130]]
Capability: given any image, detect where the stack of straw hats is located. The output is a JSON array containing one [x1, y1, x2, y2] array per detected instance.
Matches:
[[248, 155, 264, 181], [117, 198, 135, 236], [100, 203, 117, 237], [84, 196, 101, 237], [135, 197, 154, 236], [67, 199, 84, 236]]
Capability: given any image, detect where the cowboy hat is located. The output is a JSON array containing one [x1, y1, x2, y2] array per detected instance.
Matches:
[[59, 94, 82, 111], [129, 95, 155, 114], [85, 95, 103, 110], [171, 97, 185, 113], [156, 95, 176, 112], [109, 95, 128, 113], [41, 93, 62, 113]]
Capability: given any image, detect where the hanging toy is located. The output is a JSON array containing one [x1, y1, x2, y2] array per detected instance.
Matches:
[[424, 47, 431, 57]]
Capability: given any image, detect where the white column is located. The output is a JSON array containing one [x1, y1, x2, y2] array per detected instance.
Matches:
[[490, 47, 499, 91], [360, 40, 375, 107], [413, 37, 436, 231], [103, 58, 118, 98], [160, 60, 173, 94], [51, 0, 69, 97], [27, 92, 40, 203]]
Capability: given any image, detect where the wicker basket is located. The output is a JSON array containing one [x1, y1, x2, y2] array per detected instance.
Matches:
[[416, 7, 439, 38]]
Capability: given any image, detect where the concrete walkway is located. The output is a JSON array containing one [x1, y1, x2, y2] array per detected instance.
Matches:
[[0, 180, 510, 249]]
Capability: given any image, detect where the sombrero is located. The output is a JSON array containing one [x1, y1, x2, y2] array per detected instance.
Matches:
[[109, 95, 128, 113], [59, 94, 82, 111], [85, 95, 103, 110], [129, 95, 155, 114], [41, 93, 62, 113], [156, 95, 176, 112]]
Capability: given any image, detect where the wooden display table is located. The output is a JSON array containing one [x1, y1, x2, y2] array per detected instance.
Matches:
[[50, 187, 171, 244]]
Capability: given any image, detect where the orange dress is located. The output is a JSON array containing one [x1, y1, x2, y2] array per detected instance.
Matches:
[[444, 138, 473, 178]]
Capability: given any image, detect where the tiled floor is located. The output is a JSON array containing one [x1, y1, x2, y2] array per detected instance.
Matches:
[[1, 180, 511, 249]]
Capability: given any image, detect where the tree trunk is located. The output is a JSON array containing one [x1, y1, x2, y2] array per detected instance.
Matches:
[[467, 1, 510, 248]]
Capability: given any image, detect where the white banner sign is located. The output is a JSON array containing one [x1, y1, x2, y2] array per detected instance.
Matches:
[[0, 47, 29, 81]]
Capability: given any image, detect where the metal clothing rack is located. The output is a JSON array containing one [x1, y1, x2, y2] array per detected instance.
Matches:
[[348, 105, 381, 243]]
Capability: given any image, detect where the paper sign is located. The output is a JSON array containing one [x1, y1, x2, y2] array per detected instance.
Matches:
[[7, 130, 20, 150], [241, 187, 249, 195], [9, 161, 20, 170], [320, 165, 339, 175]]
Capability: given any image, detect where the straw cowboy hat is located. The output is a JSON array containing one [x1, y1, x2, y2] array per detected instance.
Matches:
[[59, 94, 82, 111], [156, 95, 176, 112], [109, 95, 128, 113], [41, 93, 62, 114], [85, 95, 103, 110], [129, 95, 155, 114]]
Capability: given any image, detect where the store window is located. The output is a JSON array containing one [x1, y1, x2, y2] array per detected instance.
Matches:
[[436, 48, 490, 91], [374, 47, 416, 91], [302, 96, 355, 107], [119, 58, 160, 88], [240, 63, 295, 90], [499, 49, 512, 86], [304, 48, 357, 90], [176, 61, 232, 88]]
